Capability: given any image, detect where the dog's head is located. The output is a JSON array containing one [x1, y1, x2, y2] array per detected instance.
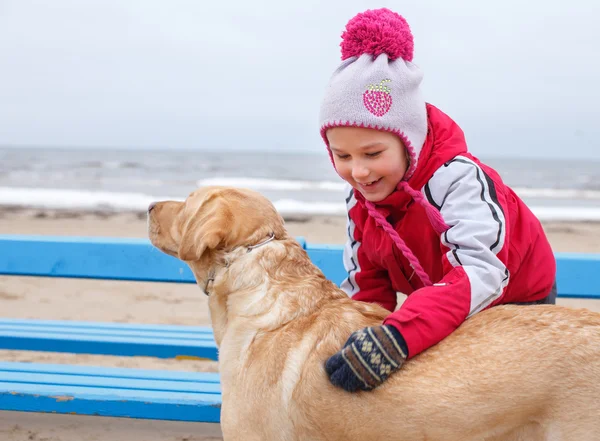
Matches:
[[147, 186, 287, 270]]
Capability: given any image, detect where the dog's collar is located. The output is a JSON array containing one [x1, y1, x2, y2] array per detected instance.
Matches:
[[203, 232, 276, 296]]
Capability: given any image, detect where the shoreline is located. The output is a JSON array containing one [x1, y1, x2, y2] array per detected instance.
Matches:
[[2, 206, 600, 252]]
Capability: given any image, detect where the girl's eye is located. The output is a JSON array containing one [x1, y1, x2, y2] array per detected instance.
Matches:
[[366, 151, 382, 158], [336, 154, 350, 160]]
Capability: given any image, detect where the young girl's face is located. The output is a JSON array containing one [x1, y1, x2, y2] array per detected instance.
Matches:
[[327, 126, 408, 202]]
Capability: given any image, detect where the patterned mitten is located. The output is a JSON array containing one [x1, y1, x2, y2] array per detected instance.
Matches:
[[325, 325, 408, 392]]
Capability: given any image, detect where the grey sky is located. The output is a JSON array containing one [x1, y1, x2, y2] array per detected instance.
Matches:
[[1, 0, 598, 158]]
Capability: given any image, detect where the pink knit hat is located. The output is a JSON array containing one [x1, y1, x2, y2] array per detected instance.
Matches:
[[319, 8, 428, 181], [319, 9, 448, 287]]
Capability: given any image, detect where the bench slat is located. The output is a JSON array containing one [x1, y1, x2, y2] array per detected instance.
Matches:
[[0, 235, 305, 283], [0, 235, 196, 283], [1, 384, 221, 422], [1, 372, 221, 394], [550, 252, 600, 299], [0, 362, 222, 422], [0, 330, 218, 359], [0, 318, 218, 359], [0, 318, 212, 333], [0, 324, 214, 341], [1, 381, 220, 404], [0, 361, 220, 382]]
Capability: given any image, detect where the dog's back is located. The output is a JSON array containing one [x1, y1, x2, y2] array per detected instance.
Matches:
[[213, 239, 600, 441], [285, 304, 600, 441]]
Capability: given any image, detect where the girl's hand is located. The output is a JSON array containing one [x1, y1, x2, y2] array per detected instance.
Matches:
[[325, 324, 408, 392]]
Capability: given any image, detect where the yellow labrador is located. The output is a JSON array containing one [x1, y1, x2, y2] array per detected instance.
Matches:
[[148, 186, 600, 441]]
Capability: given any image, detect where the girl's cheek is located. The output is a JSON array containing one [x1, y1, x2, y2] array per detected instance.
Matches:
[[339, 167, 353, 183]]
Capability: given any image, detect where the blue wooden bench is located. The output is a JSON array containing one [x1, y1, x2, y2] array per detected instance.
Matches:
[[0, 318, 218, 360], [0, 234, 598, 423], [0, 361, 222, 422]]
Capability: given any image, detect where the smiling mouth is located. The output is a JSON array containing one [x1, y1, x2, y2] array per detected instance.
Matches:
[[358, 177, 382, 187]]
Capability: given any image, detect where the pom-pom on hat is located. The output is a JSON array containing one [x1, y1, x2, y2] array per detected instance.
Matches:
[[340, 8, 414, 62], [319, 8, 427, 181]]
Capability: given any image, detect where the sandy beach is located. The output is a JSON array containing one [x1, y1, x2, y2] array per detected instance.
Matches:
[[1, 208, 600, 439]]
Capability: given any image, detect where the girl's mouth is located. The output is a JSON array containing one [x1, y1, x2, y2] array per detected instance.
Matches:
[[357, 177, 383, 190]]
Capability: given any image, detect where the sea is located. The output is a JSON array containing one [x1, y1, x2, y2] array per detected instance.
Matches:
[[1, 146, 600, 221]]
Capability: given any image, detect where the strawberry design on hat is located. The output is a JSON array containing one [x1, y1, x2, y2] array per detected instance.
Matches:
[[363, 79, 392, 117]]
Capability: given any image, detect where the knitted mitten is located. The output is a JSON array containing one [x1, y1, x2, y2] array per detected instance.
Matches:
[[325, 325, 408, 392]]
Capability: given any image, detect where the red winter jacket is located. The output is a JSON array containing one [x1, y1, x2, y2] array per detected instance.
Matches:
[[341, 104, 556, 358]]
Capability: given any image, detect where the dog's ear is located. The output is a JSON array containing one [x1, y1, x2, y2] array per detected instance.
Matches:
[[177, 195, 231, 262]]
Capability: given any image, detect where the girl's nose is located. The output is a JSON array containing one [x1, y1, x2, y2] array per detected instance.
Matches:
[[352, 164, 370, 180]]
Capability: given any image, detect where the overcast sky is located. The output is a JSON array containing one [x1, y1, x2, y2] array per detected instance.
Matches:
[[1, 0, 598, 159]]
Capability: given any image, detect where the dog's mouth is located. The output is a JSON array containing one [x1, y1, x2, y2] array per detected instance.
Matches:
[[147, 226, 179, 258], [149, 237, 177, 257], [158, 246, 179, 258]]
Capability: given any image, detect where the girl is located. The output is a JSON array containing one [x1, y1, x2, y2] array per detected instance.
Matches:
[[319, 8, 557, 393]]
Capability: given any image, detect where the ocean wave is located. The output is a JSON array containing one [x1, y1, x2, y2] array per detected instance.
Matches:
[[0, 187, 179, 212], [197, 177, 346, 192], [196, 177, 600, 200], [515, 187, 600, 200], [1, 187, 600, 222], [73, 160, 141, 170]]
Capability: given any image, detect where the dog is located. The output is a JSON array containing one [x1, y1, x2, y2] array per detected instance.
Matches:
[[148, 186, 600, 441]]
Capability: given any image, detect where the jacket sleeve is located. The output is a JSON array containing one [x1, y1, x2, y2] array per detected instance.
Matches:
[[383, 156, 510, 357], [340, 187, 398, 312]]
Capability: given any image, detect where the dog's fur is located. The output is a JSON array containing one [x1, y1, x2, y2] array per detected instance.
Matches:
[[148, 186, 600, 441]]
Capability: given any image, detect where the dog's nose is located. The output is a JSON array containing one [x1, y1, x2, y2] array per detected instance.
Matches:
[[148, 202, 157, 212]]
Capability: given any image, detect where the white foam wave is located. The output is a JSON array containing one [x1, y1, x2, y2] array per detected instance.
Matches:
[[0, 187, 181, 212], [273, 199, 346, 216], [515, 187, 600, 200], [1, 187, 600, 222], [529, 206, 600, 222], [197, 177, 346, 192], [196, 177, 600, 201], [0, 187, 345, 215]]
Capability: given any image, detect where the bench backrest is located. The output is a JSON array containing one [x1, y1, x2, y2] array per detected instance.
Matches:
[[0, 235, 598, 299]]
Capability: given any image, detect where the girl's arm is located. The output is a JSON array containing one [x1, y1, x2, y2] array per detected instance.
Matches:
[[384, 155, 511, 357]]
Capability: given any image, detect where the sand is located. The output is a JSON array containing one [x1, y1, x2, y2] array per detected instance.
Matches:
[[1, 208, 600, 439]]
